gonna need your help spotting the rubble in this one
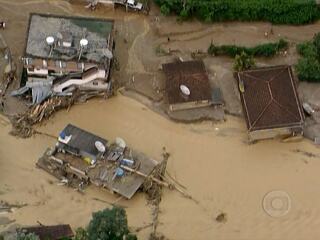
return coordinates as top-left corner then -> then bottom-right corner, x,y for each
36,124 -> 164,199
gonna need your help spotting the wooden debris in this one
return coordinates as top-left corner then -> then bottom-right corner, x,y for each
10,90 -> 108,138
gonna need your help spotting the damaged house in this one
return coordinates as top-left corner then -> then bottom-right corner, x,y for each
13,13 -> 114,104
37,124 -> 161,199
235,65 -> 305,141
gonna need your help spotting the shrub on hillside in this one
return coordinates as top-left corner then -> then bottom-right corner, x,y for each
208,39 -> 288,57
296,42 -> 317,57
160,4 -> 170,16
155,0 -> 320,25
296,33 -> 320,82
296,57 -> 320,82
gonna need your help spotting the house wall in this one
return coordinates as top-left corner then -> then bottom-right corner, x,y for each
24,58 -> 98,75
249,126 -> 303,141
169,100 -> 211,111
27,67 -> 48,76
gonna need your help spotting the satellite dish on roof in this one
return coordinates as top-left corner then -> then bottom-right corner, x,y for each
180,84 -> 190,96
115,137 -> 126,149
80,38 -> 89,48
46,36 -> 55,46
95,141 -> 106,153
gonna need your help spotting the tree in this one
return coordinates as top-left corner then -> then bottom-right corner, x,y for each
233,51 -> 255,72
160,5 -> 170,16
73,227 -> 88,240
87,207 -> 137,240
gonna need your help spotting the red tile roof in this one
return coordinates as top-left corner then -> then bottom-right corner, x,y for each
236,66 -> 304,131
162,60 -> 212,105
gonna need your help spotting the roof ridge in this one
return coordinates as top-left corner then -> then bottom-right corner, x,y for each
268,68 -> 286,83
242,72 -> 265,82
273,100 -> 301,122
249,99 -> 273,130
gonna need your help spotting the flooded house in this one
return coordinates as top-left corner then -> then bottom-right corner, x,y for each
13,13 -> 114,104
162,60 -> 223,112
235,65 -> 305,141
37,124 -> 161,199
18,224 -> 74,240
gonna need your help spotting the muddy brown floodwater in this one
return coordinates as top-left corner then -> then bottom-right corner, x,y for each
1,1 -> 320,240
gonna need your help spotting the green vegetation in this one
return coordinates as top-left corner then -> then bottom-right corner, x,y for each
208,39 -> 288,57
233,51 -> 255,72
296,33 -> 320,82
15,207 -> 136,240
155,0 -> 320,25
87,207 -> 137,240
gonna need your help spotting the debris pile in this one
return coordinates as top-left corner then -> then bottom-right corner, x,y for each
36,124 -> 163,199
10,90 -> 107,138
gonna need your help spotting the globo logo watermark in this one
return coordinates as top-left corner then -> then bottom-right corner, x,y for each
262,190 -> 291,218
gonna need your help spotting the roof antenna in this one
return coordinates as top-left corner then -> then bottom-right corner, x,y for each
78,38 -> 88,61
46,36 -> 55,57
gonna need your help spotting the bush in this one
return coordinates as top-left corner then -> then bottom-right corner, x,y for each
208,39 -> 288,57
296,41 -> 317,57
155,0 -> 320,25
296,57 -> 320,82
73,228 -> 88,240
295,33 -> 320,82
313,32 -> 320,57
233,51 -> 255,71
160,4 -> 170,16
87,207 -> 137,240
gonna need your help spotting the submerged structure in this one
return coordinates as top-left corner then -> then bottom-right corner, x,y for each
18,224 -> 74,240
37,124 -> 161,199
162,60 -> 223,111
13,13 -> 114,104
235,65 -> 305,141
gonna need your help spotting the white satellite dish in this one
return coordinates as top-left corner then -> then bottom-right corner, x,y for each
180,84 -> 190,96
115,137 -> 126,149
80,38 -> 89,48
46,36 -> 55,46
95,141 -> 106,153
